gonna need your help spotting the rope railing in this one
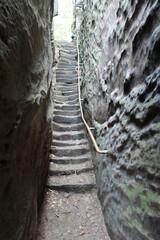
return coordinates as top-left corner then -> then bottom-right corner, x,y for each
76,33 -> 108,154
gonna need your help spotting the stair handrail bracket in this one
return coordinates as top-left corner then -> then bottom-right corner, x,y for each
76,32 -> 108,154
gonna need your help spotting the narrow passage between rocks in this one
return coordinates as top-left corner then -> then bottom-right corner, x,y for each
38,42 -> 110,240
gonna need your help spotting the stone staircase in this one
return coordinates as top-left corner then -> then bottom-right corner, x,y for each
38,42 -> 110,240
47,42 -> 96,193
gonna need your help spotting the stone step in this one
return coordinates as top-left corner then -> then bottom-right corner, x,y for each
59,56 -> 76,60
56,76 -> 78,80
59,63 -> 77,68
51,139 -> 87,147
49,161 -> 94,176
53,122 -> 84,132
60,47 -> 76,51
50,160 -> 92,170
66,98 -> 79,104
53,94 -> 79,102
61,47 -> 76,52
53,115 -> 82,124
47,183 -> 96,193
61,49 -> 76,54
60,46 -> 76,50
54,92 -> 78,99
54,82 -> 78,87
61,91 -> 78,96
50,147 -> 90,157
54,110 -> 80,116
58,64 -> 77,68
61,46 -> 76,49
53,132 -> 85,141
56,70 -> 77,75
59,58 -> 76,61
60,54 -> 76,58
56,78 -> 77,84
59,58 -> 76,62
49,167 -> 94,176
53,90 -> 78,97
54,85 -> 78,92
56,71 -> 78,78
60,44 -> 76,48
57,67 -> 77,71
51,143 -> 89,149
53,98 -> 79,105
57,66 -> 76,70
60,46 -> 75,50
60,50 -> 76,53
49,153 -> 91,164
60,43 -> 76,48
59,55 -> 76,61
47,172 -> 96,193
54,104 -> 80,111
60,51 -> 76,56
65,94 -> 79,101
56,76 -> 77,81
53,95 -> 69,102
59,60 -> 77,65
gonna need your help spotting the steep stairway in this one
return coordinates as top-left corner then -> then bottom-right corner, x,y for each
38,42 -> 110,240
48,42 -> 96,193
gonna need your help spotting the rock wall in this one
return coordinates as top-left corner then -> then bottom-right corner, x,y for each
0,1 -> 53,239
79,1 -> 160,240
73,0 -> 84,36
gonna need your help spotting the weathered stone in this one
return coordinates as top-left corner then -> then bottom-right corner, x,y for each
72,0 -> 84,38
79,1 -> 160,239
0,1 -> 53,239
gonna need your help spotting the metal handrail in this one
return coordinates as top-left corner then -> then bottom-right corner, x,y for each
76,33 -> 108,154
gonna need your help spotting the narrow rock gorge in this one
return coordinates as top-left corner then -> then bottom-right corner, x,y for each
79,1 -> 160,240
0,0 -> 160,239
0,1 -> 53,239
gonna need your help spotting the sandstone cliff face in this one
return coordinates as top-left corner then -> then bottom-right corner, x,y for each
73,0 -> 84,35
79,1 -> 160,240
0,1 -> 52,239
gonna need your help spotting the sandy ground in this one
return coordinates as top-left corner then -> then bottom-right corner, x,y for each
37,188 -> 111,240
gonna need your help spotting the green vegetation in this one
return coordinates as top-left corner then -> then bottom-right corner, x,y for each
54,0 -> 73,41
120,182 -> 160,239
130,219 -> 152,240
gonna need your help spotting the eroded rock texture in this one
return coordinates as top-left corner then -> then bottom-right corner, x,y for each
73,0 -> 84,34
0,1 -> 52,239
79,1 -> 160,240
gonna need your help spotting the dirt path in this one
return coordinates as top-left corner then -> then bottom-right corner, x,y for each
38,189 -> 110,240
